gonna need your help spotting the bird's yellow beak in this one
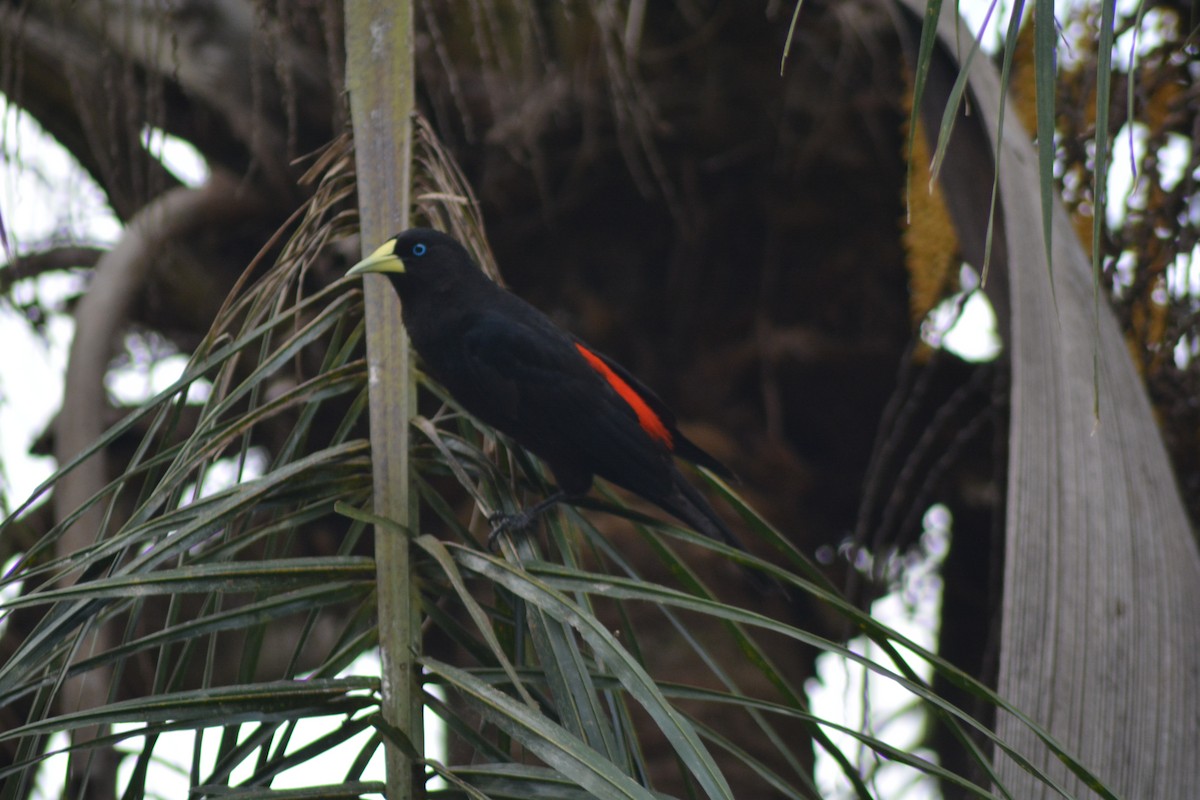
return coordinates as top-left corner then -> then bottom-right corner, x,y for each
346,239 -> 406,277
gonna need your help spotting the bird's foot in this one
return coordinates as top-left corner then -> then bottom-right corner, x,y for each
485,491 -> 569,550
486,510 -> 536,549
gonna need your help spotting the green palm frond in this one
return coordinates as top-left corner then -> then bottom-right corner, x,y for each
1,138 -> 1115,800
1,7 -> 1134,797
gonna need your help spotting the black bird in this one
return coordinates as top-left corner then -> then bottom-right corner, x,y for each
347,228 -> 748,553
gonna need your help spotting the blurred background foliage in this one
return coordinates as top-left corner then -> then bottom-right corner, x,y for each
0,0 -> 1197,797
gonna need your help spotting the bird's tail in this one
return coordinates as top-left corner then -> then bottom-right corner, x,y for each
659,473 -> 788,597
661,473 -> 749,551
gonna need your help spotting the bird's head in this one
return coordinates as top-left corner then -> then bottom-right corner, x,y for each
346,228 -> 478,297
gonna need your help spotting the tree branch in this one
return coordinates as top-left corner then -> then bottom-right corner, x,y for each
52,171 -> 261,796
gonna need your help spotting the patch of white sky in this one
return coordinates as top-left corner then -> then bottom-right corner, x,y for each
1100,5 -> 1200,369
1,102 -> 111,510
811,506 -> 951,799
0,98 -> 212,508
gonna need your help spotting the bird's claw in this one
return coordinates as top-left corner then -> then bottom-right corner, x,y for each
486,510 -> 534,550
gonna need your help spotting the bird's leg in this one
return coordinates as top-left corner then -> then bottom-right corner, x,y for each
487,491 -> 569,548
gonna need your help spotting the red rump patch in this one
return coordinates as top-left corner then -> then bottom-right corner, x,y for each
575,343 -> 674,449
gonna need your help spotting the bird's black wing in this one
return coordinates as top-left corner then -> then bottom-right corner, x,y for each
567,337 -> 735,480
453,309 -> 761,570
450,309 -> 677,497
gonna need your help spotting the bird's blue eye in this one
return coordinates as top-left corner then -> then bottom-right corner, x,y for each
412,243 -> 427,257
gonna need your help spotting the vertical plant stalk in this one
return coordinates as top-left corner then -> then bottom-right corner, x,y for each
344,2 -> 420,797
